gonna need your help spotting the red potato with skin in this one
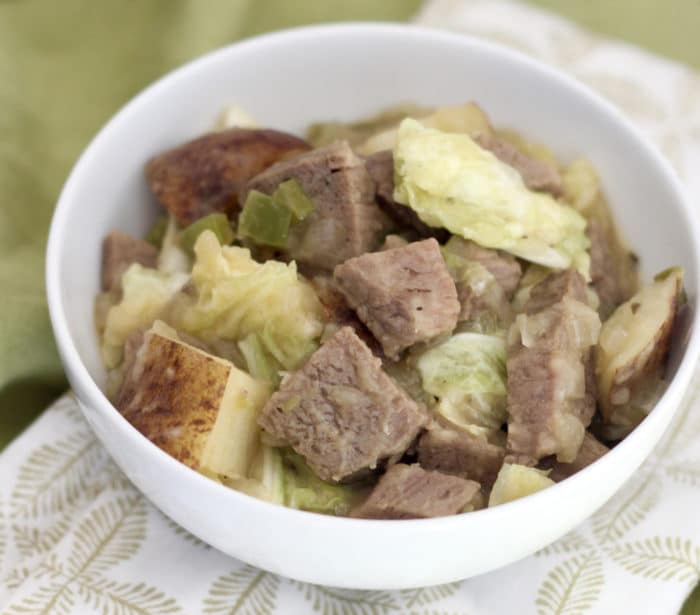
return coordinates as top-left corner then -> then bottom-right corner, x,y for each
146,128 -> 310,225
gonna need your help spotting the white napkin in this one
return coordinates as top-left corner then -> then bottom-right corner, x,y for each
3,1 -> 700,613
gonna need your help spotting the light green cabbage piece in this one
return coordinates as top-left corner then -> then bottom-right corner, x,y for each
281,450 -> 367,515
169,230 -> 324,373
393,119 -> 590,277
227,447 -> 366,515
101,264 -> 188,368
417,332 -> 507,438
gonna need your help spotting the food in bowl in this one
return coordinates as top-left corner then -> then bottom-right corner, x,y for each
94,102 -> 684,519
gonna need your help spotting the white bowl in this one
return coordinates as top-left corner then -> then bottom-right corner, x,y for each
46,24 -> 700,590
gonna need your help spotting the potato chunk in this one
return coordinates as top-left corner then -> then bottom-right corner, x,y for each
146,128 -> 310,225
596,268 -> 683,429
115,322 -> 270,476
488,463 -> 554,507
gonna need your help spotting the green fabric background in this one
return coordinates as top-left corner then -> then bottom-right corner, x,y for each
1,0 -> 698,443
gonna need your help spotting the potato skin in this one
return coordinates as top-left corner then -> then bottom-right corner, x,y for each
115,330 -> 230,469
146,128 -> 310,225
596,269 -> 682,426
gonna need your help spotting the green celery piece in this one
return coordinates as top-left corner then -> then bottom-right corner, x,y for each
145,215 -> 169,248
273,178 -> 314,221
179,213 -> 234,254
239,190 -> 292,248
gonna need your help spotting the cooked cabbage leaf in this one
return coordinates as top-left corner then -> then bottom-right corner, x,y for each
489,463 -> 554,507
101,264 -> 188,368
417,332 -> 507,438
167,230 -> 324,374
393,119 -> 590,277
281,450 -> 368,515
225,447 -> 366,515
358,102 -> 492,155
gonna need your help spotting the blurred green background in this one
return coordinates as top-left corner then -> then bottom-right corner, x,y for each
1,0 -> 699,448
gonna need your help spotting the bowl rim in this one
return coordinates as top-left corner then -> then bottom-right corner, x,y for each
46,22 -> 700,534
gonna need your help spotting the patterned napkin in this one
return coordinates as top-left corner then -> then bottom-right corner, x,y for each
4,1 -> 700,613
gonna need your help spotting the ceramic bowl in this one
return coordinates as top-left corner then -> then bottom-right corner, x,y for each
46,24 -> 700,589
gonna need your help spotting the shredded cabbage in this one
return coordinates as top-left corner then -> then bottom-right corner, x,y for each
167,230 -> 325,374
393,119 -> 590,277
417,332 -> 507,437
101,264 -> 188,368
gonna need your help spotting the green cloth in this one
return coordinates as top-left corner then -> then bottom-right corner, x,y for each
0,0 -> 422,447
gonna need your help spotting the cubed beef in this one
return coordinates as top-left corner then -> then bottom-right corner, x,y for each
547,431 -> 609,481
146,128 -> 310,225
513,297 -> 601,355
524,269 -> 588,314
334,238 -> 460,358
243,141 -> 389,270
475,133 -> 562,196
507,269 -> 601,462
446,237 -> 522,298
351,464 -> 480,519
417,424 -> 504,488
309,275 -> 382,356
364,150 -> 394,208
101,231 -> 158,292
588,219 -> 627,319
258,327 -> 426,482
364,150 -> 442,239
506,347 -> 593,462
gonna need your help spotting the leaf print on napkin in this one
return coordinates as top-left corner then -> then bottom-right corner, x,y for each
607,537 -> 700,583
399,583 -> 461,609
535,552 -> 603,615
293,582 -> 400,615
666,462 -> 700,487
161,513 -> 210,550
74,578 -> 181,614
63,494 -> 145,577
202,565 -> 279,615
536,531 -> 592,557
10,430 -> 105,519
4,494 -> 182,614
591,475 -> 660,544
50,394 -> 85,426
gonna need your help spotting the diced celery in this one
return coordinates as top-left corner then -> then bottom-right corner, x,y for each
179,213 -> 234,255
273,178 -> 314,221
239,190 -> 292,248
